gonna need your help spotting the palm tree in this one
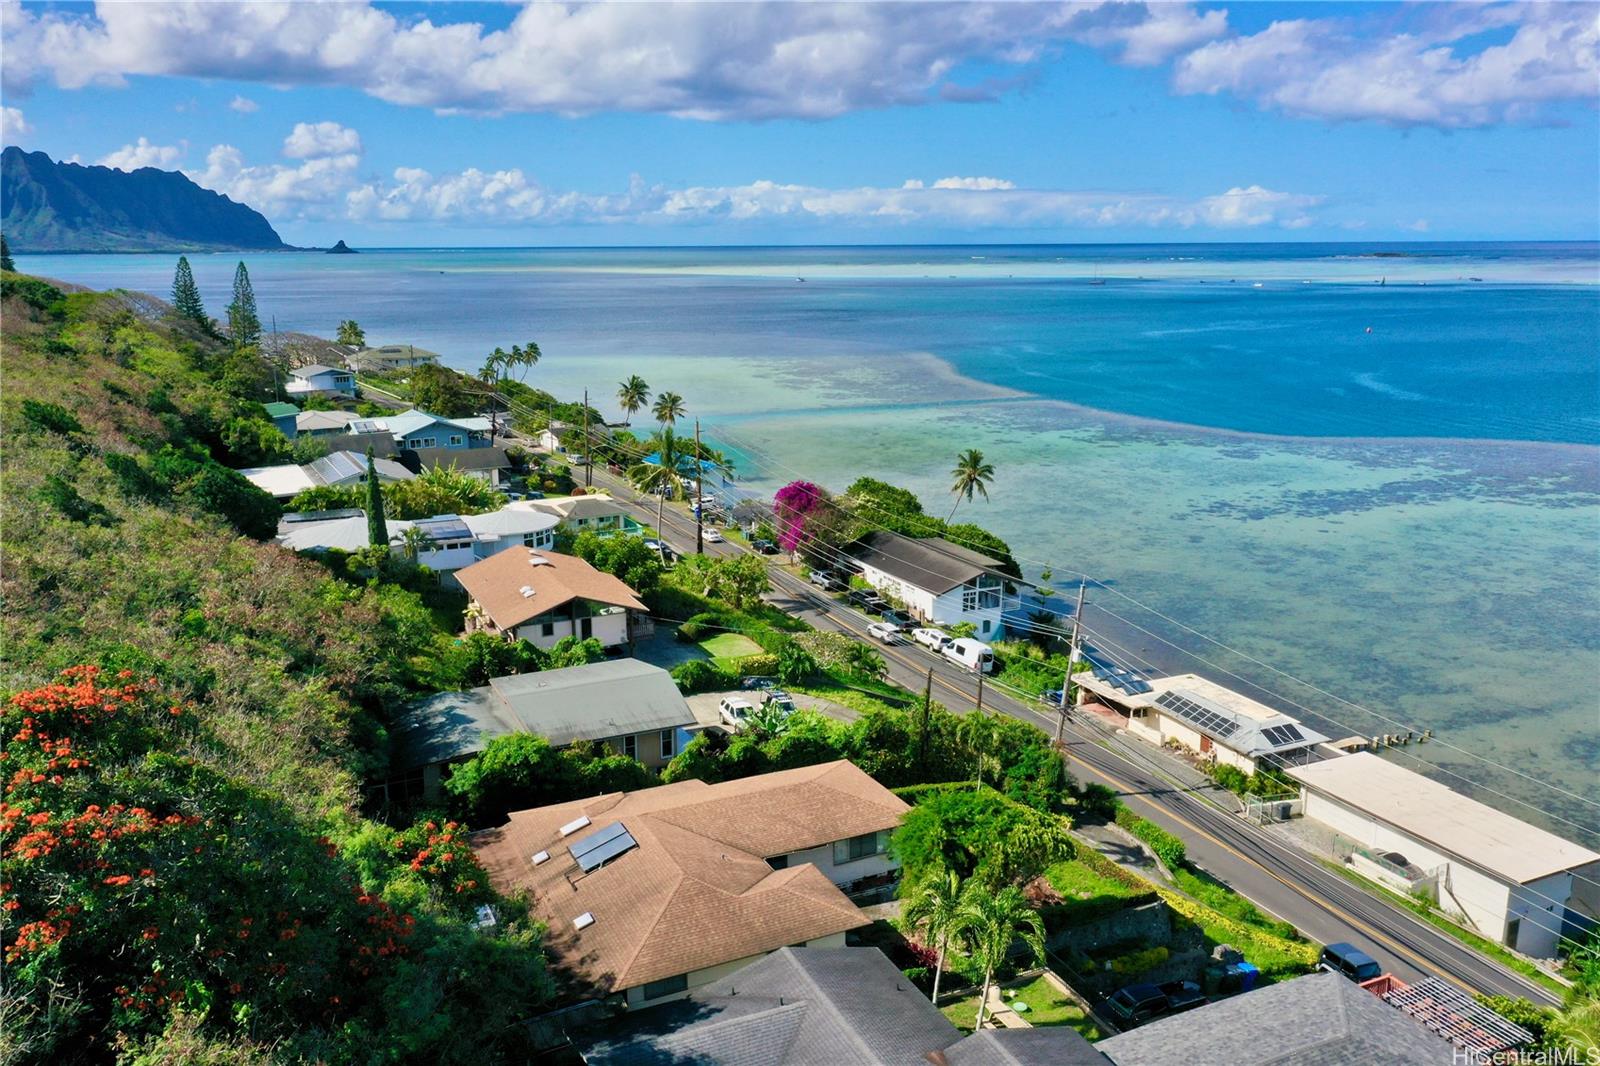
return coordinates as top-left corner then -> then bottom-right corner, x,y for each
902,869 -> 966,1004
947,448 -> 995,520
955,883 -> 1046,1030
1551,998 -> 1600,1056
397,525 -> 432,562
652,391 -> 686,426
617,376 -> 651,426
628,427 -> 695,554
698,445 -> 736,481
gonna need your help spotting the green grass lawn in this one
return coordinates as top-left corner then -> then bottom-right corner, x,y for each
1046,859 -> 1150,903
698,632 -> 762,660
1003,976 -> 1102,1040
938,977 -> 1101,1040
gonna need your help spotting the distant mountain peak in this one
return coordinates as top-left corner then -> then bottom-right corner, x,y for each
327,239 -> 357,254
1,146 -> 287,253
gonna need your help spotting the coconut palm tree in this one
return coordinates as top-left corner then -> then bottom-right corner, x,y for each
628,427 -> 695,555
397,525 -> 432,562
617,375 -> 651,426
902,869 -> 966,1004
1551,997 -> 1600,1056
948,448 -> 995,520
956,882 -> 1046,1030
652,391 -> 686,426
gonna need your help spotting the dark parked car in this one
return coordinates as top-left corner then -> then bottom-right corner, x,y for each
751,539 -> 779,555
879,609 -> 913,631
848,588 -> 890,612
1158,980 -> 1206,1014
1318,942 -> 1382,983
1103,983 -> 1169,1029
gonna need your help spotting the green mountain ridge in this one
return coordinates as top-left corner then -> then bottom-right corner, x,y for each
1,145 -> 288,253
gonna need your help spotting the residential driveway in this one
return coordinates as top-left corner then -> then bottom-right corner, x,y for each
1073,820 -> 1169,884
685,690 -> 862,728
630,630 -> 710,670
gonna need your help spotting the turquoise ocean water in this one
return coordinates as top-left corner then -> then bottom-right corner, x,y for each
21,242 -> 1600,843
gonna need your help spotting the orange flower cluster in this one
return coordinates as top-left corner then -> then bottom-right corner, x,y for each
5,918 -> 71,961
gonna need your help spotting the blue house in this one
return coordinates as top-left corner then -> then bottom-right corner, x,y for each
262,401 -> 299,438
350,408 -> 494,451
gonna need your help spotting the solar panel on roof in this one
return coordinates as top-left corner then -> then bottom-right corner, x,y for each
569,821 -> 638,874
1156,691 -> 1241,739
1261,723 -> 1306,747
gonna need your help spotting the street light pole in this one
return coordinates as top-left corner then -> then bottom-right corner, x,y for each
1056,579 -> 1087,744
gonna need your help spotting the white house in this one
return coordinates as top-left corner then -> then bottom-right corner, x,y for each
1076,671 -> 1329,775
240,449 -> 413,500
514,493 -> 637,536
1286,752 -> 1600,958
849,530 -> 1007,639
285,363 -> 356,397
471,761 -> 906,1009
347,344 -> 440,372
276,507 -> 558,584
455,548 -> 647,651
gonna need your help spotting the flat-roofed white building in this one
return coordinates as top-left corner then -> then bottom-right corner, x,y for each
1286,752 -> 1600,958
1075,670 -> 1328,775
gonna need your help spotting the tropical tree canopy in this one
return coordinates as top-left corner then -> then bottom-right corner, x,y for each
956,882 -> 1047,1029
337,320 -> 366,346
382,464 -> 505,519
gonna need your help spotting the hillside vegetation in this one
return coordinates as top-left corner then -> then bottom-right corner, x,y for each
0,274 -> 551,1063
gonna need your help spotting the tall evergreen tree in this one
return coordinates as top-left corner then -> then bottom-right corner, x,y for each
365,447 -> 389,548
1,234 -> 14,272
170,256 -> 207,328
226,261 -> 261,349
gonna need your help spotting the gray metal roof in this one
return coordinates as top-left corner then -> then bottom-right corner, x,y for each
409,445 -> 512,471
1097,972 -> 1458,1066
852,530 -> 1003,595
395,658 -> 694,768
945,1028 -> 1110,1066
579,947 -> 960,1066
305,450 -> 412,487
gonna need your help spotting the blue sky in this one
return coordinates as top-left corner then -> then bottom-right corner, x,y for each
3,1 -> 1596,245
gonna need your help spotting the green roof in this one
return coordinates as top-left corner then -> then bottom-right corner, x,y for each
262,402 -> 300,418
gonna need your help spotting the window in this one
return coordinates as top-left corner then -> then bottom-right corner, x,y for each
833,831 -> 887,865
406,436 -> 437,450
640,974 -> 688,1001
580,618 -> 593,639
660,729 -> 676,759
541,622 -> 555,637
768,854 -> 788,870
448,434 -> 464,446
622,734 -> 637,759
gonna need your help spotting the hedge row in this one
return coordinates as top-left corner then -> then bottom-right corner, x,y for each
1115,804 -> 1187,870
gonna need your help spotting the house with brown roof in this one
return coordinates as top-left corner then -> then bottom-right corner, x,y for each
456,548 -> 648,651
472,761 -> 910,1009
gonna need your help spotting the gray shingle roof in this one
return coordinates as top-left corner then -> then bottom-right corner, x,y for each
579,947 -> 960,1065
944,1028 -> 1111,1066
852,530 -> 1003,595
1096,972 -> 1458,1066
395,658 -> 694,767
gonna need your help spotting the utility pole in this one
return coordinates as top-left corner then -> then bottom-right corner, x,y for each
1057,579 -> 1087,743
694,419 -> 705,555
918,667 -> 933,775
581,388 -> 592,488
975,668 -> 984,714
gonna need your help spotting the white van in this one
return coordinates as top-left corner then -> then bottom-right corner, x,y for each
942,637 -> 995,674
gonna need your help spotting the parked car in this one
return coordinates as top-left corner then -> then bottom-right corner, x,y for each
879,609 -> 913,631
1039,689 -> 1066,708
911,627 -> 952,652
643,539 -> 679,562
523,490 -> 546,500
1103,983 -> 1170,1029
751,539 -> 779,555
848,588 -> 889,612
808,568 -> 837,589
702,528 -> 724,543
1158,980 -> 1206,1014
867,621 -> 900,644
1318,942 -> 1382,983
718,696 -> 756,729
740,676 -> 776,692
942,637 -> 995,673
763,691 -> 796,714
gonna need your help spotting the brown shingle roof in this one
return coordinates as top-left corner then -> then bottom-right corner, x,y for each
456,548 -> 648,631
472,762 -> 906,994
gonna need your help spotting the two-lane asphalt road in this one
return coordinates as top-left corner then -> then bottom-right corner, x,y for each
575,461 -> 1561,1006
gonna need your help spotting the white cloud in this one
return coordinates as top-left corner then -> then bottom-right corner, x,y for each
1403,218 -> 1431,233
96,137 -> 184,171
229,95 -> 259,113
1,106 -> 31,139
1,1 -> 1226,121
282,121 -> 361,159
1173,3 -> 1600,127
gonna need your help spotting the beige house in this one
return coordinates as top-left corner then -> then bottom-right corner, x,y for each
348,343 -> 441,372
472,761 -> 909,1008
456,547 -> 647,651
515,494 -> 634,536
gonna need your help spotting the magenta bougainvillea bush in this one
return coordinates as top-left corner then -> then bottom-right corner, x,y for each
773,480 -> 829,553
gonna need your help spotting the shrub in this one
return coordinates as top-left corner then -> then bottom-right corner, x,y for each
1108,945 -> 1170,975
1115,805 -> 1187,869
671,659 -> 735,694
732,652 -> 780,677
1210,764 -> 1250,795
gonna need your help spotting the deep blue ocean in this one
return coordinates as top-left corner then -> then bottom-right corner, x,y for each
20,242 -> 1600,841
